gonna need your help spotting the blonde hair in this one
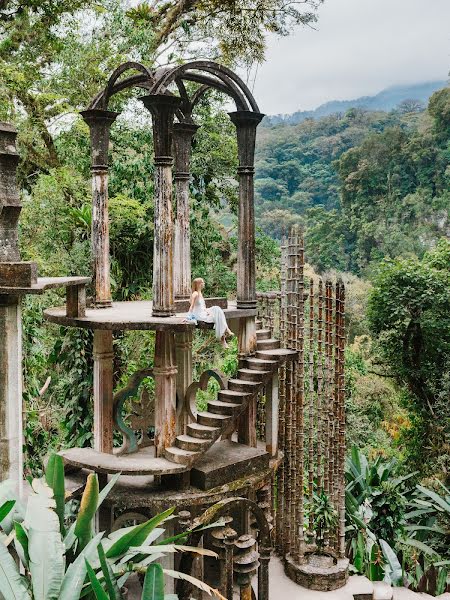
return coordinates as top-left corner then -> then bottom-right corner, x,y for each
192,278 -> 204,292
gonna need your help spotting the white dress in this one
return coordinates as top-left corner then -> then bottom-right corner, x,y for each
192,295 -> 228,340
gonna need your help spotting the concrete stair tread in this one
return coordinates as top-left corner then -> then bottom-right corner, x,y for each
187,422 -> 218,435
238,367 -> 269,375
246,358 -> 278,367
256,328 -> 271,339
219,389 -> 251,398
209,399 -> 241,409
256,348 -> 297,358
228,378 -> 260,387
175,434 -> 210,448
197,411 -> 230,421
257,338 -> 280,345
164,445 -> 199,465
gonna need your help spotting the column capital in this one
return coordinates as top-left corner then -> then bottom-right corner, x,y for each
80,109 -> 119,169
140,94 -> 182,158
228,110 -> 265,128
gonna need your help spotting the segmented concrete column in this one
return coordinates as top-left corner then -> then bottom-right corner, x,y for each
93,330 -> 114,454
0,296 -> 23,489
0,123 -> 23,489
141,95 -> 182,317
81,109 -> 118,307
173,122 -> 199,300
175,330 -> 193,435
228,111 -> 264,310
154,331 -> 178,457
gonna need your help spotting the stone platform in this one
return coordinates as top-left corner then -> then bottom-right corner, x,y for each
44,299 -> 256,331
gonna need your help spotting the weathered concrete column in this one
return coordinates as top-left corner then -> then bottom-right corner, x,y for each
0,123 -> 24,490
228,111 -> 264,310
173,122 -> 199,300
174,330 -> 193,435
81,109 -> 118,307
141,95 -> 182,317
0,296 -> 23,489
265,372 -> 279,457
93,330 -> 114,453
154,330 -> 178,456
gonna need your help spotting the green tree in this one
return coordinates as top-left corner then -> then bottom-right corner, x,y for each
367,239 -> 450,479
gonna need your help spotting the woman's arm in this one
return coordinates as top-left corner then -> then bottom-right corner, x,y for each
188,291 -> 198,314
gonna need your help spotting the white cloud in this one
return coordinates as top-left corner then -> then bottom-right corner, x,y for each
250,0 -> 450,114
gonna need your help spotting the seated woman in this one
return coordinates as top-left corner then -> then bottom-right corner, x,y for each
187,278 -> 234,348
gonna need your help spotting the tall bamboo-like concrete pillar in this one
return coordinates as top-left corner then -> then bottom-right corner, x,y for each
173,122 -> 199,301
141,94 -> 181,317
0,123 -> 23,489
81,109 -> 118,307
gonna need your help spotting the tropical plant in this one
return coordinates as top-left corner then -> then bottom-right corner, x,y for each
0,454 -> 225,600
310,492 -> 338,553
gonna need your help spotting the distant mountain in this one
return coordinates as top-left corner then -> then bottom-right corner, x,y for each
263,80 -> 448,126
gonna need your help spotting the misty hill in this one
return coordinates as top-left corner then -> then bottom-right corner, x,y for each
264,80 -> 447,126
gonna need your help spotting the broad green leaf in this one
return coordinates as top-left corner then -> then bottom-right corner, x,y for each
399,538 -> 441,557
85,559 -> 109,600
45,454 -> 66,535
97,473 -> 121,510
142,563 -> 165,600
0,539 -> 30,600
13,522 -> 29,568
436,567 -> 448,596
97,543 -> 123,600
26,479 -> 65,600
0,500 -> 16,525
106,507 -> 175,558
60,532 -> 104,600
417,485 -> 450,513
380,539 -> 402,585
353,531 -> 365,573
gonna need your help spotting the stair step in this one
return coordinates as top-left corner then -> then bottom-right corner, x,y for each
228,378 -> 260,393
187,422 -> 219,439
175,434 -> 211,452
208,399 -> 241,416
218,389 -> 250,403
257,338 -> 280,350
164,446 -> 198,465
246,357 -> 278,371
197,411 -> 231,428
256,320 -> 263,329
256,329 -> 271,340
256,348 -> 297,361
238,368 -> 269,382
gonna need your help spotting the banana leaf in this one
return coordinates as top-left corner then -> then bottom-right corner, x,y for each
26,479 -> 65,600
13,522 -> 29,569
399,538 -> 441,557
0,538 -> 30,600
45,454 -> 66,536
106,507 -> 174,559
416,485 -> 450,513
436,567 -> 448,596
142,563 -> 165,600
380,539 -> 402,585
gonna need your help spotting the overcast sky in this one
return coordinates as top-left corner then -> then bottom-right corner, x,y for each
250,0 -> 450,115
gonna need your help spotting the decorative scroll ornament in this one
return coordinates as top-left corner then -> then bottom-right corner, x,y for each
183,369 -> 227,422
113,368 -> 154,455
